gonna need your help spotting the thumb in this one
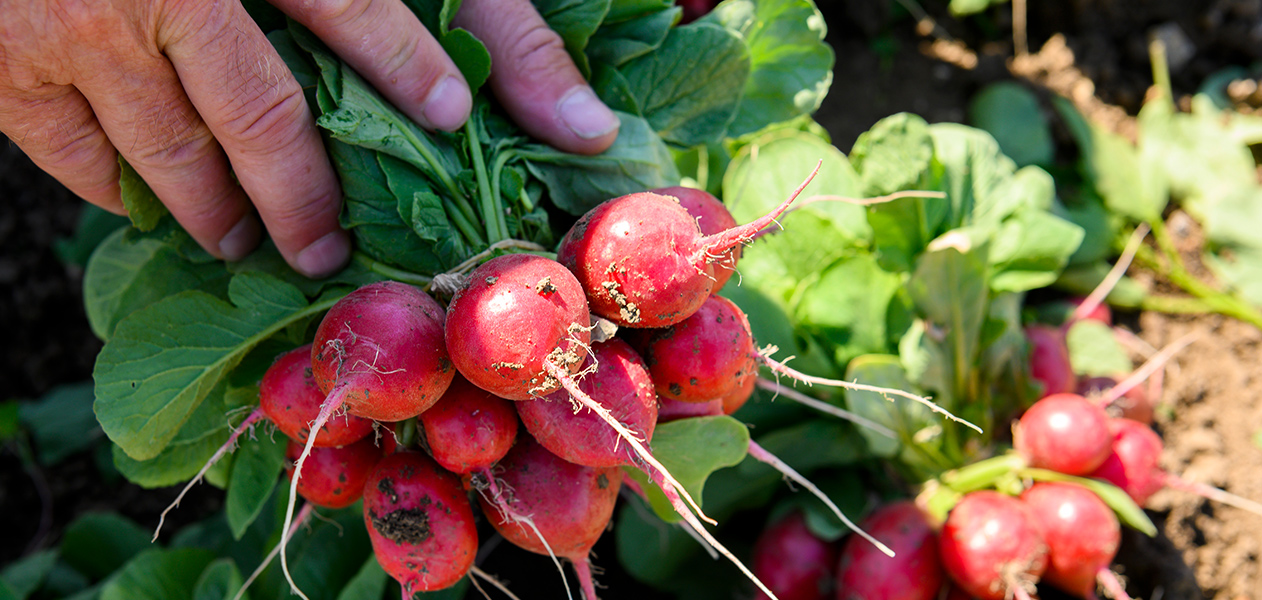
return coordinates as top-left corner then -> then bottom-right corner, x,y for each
453,0 -> 620,155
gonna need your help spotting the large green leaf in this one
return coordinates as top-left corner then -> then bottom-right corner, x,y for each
118,159 -> 169,232
794,254 -> 904,366
59,513 -> 151,581
584,6 -> 679,67
1054,97 -> 1167,222
100,549 -> 216,600
18,381 -> 101,465
334,558 -> 388,600
843,354 -> 934,458
521,112 -> 679,214
54,205 -> 130,267
625,415 -> 750,522
226,433 -> 285,540
926,123 -> 1020,231
1066,320 -> 1132,377
95,273 -> 341,461
904,239 -> 990,408
987,209 -> 1084,293
533,0 -> 611,77
848,113 -> 934,198
616,23 -> 750,146
192,560 -> 244,600
0,550 -> 57,600
968,82 -> 1054,167
703,0 -> 834,138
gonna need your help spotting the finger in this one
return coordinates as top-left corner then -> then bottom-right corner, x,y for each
454,0 -> 619,155
160,0 -> 347,277
273,0 -> 473,132
0,85 -> 124,214
72,44 -> 263,263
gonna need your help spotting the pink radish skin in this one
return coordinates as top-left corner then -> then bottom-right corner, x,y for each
657,395 -> 722,423
644,295 -> 757,404
478,435 -> 622,600
261,344 -> 374,447
722,373 -> 756,415
1020,482 -> 1127,599
445,254 -> 592,400
836,501 -> 943,600
557,164 -> 818,328
311,281 -> 453,421
1026,325 -> 1077,397
751,512 -> 836,600
284,437 -> 380,509
1013,393 -> 1112,476
1089,418 -> 1166,505
653,186 -> 740,291
1065,296 -> 1113,326
363,451 -> 477,594
938,491 -> 1048,600
418,375 -> 518,474
517,338 -> 657,468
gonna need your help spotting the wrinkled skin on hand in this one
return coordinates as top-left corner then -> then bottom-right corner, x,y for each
0,0 -> 618,277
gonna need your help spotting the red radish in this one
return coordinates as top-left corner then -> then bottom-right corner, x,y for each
658,395 -> 722,423
445,254 -> 591,400
722,373 -> 756,414
938,491 -> 1047,600
677,0 -> 718,23
1020,482 -> 1129,600
557,163 -> 819,328
478,435 -> 622,600
1065,296 -> 1113,325
751,511 -> 836,600
1013,393 -> 1112,476
284,437 -> 379,509
836,501 -> 943,600
286,282 -> 453,598
418,375 -> 518,474
517,338 -> 657,467
644,295 -> 757,404
362,451 -> 477,595
260,344 -> 374,447
1026,325 -> 1077,397
652,185 -> 740,291
1088,418 -> 1165,505
1079,375 -> 1153,424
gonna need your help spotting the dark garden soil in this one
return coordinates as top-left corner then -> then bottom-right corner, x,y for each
3,1 -> 1262,598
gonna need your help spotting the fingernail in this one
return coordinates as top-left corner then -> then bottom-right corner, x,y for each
421,76 -> 472,131
557,86 -> 620,140
218,215 -> 260,261
295,231 -> 351,278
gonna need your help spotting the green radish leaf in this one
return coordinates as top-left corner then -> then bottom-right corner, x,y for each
1053,97 -> 1166,222
118,158 -> 169,232
18,381 -> 102,465
54,205 -> 131,267
905,239 -> 990,408
1058,189 -> 1118,266
1066,319 -> 1132,377
110,383 -> 247,488
987,209 -> 1084,293
616,22 -> 750,147
624,415 -> 750,522
334,558 -> 388,600
440,28 -> 491,94
532,0 -> 611,78
926,123 -> 1020,232
1021,468 -> 1158,536
843,354 -> 934,458
968,82 -> 1054,167
591,63 -> 642,114
281,508 -> 373,600
849,112 -> 934,198
0,550 -> 57,600
604,0 -> 672,22
784,470 -> 870,541
794,254 -> 903,366
740,420 -> 868,474
226,240 -> 381,300
59,513 -> 151,581
100,549 -> 216,600
584,6 -> 679,67
191,559 -> 243,600
83,228 -> 231,341
1202,187 -> 1262,306
225,433 -> 285,540
0,401 -> 18,442
521,112 -> 678,215
703,0 -> 834,138
94,273 -> 343,461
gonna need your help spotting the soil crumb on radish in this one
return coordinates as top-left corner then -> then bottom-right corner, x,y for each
370,507 -> 432,544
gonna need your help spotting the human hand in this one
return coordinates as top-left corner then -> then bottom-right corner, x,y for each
0,0 -> 620,277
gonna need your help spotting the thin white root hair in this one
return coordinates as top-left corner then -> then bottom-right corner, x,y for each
153,407 -> 265,542
231,502 -> 314,600
1102,332 -> 1197,405
798,190 -> 946,207
1165,472 -> 1262,517
543,360 -> 714,525
746,440 -> 894,557
755,378 -> 897,439
468,566 -> 523,600
756,352 -> 982,434
677,519 -> 720,560
1072,224 -> 1149,324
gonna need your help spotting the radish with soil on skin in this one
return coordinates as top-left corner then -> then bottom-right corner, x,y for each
938,491 -> 1048,600
284,281 -> 454,599
643,295 -> 757,404
651,185 -> 741,291
836,500 -> 943,600
1090,418 -> 1262,516
478,434 -> 622,600
444,253 -> 592,401
284,436 -> 380,509
260,344 -> 375,447
1020,482 -> 1131,600
750,511 -> 837,600
362,450 -> 477,595
1012,393 -> 1113,476
556,163 -> 820,329
1026,324 -> 1077,397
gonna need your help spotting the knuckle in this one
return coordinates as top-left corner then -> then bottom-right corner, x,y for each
128,109 -> 218,171
220,83 -> 312,155
268,185 -> 340,233
502,21 -> 570,82
294,0 -> 371,26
